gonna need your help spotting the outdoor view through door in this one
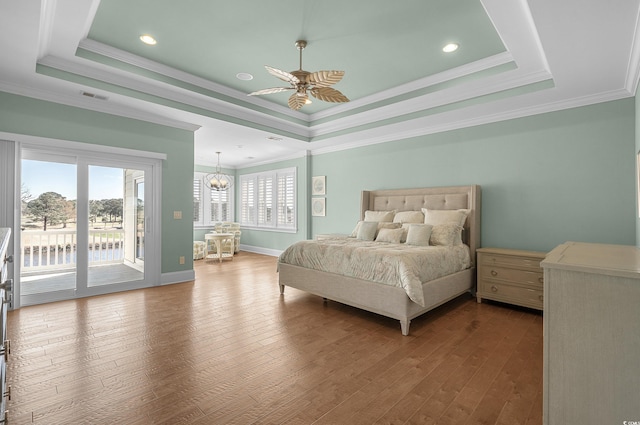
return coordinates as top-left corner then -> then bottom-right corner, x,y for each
20,155 -> 148,305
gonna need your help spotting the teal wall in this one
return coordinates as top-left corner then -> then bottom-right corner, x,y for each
308,99 -> 635,253
0,92 -> 195,274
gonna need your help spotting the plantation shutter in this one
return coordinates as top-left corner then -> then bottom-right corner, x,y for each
277,171 -> 295,228
257,175 -> 274,226
240,177 -> 255,225
193,178 -> 202,223
210,188 -> 230,222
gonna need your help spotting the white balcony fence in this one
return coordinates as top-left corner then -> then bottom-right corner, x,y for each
22,229 -> 125,272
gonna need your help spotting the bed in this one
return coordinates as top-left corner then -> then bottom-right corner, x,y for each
278,185 -> 481,335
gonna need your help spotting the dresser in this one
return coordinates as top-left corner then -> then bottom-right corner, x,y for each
476,247 -> 546,310
0,228 -> 11,423
541,242 -> 640,425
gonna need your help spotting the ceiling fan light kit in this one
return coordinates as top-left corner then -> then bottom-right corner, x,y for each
249,40 -> 349,110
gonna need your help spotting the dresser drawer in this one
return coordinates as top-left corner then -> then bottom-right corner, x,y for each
479,266 -> 543,288
478,280 -> 544,309
479,252 -> 542,271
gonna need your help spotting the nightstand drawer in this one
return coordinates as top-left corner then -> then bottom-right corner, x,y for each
479,253 -> 542,271
480,267 -> 543,287
478,280 -> 544,309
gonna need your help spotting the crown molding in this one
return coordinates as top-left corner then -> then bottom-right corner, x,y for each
308,68 -> 553,137
76,39 -> 522,131
78,38 -> 306,121
308,51 -> 514,121
624,7 -> 640,94
38,54 -> 312,138
0,80 -> 201,132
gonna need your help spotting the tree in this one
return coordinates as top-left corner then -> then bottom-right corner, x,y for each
89,199 -> 103,226
101,198 -> 123,224
25,192 -> 69,231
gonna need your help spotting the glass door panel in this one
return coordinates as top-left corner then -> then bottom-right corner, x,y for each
87,166 -> 144,287
20,158 -> 77,302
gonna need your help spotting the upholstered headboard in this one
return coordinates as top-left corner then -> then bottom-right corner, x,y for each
360,185 -> 481,266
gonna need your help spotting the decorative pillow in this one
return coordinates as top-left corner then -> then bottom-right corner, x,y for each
356,221 -> 378,241
422,208 -> 470,227
350,220 -> 363,237
363,210 -> 396,222
393,210 -> 425,224
405,224 -> 433,246
350,221 -> 401,237
429,223 -> 463,246
375,227 -> 404,244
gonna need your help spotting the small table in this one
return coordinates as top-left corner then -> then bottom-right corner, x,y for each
205,232 -> 234,263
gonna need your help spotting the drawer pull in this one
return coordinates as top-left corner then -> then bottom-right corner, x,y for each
538,277 -> 543,284
490,270 -> 498,277
491,285 -> 498,293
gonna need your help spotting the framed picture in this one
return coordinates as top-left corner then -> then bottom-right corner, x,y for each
311,198 -> 326,216
312,175 -> 326,195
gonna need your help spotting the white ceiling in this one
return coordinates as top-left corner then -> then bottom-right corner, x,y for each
1,0 -> 639,169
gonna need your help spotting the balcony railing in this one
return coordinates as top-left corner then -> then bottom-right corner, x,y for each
22,229 -> 125,272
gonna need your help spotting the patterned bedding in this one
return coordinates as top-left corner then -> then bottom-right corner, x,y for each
278,238 -> 471,307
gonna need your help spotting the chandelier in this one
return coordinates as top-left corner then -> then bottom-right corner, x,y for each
204,152 -> 233,191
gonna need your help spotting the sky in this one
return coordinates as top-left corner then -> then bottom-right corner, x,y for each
22,160 -> 125,201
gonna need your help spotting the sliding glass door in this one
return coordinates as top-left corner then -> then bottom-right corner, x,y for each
20,156 -> 78,300
20,149 -> 159,306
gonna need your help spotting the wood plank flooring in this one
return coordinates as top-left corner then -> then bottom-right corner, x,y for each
7,252 -> 543,424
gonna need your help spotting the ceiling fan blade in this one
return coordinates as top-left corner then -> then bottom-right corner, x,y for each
310,87 -> 349,103
288,93 -> 307,110
309,70 -> 345,87
248,87 -> 294,96
265,66 -> 300,85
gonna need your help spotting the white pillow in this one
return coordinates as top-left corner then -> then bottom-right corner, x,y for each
422,208 -> 470,227
356,221 -> 378,241
375,227 -> 404,244
364,210 -> 396,222
429,223 -> 463,246
350,221 -> 401,238
405,224 -> 433,246
393,210 -> 425,224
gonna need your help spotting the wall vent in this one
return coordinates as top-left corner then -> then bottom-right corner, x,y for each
81,91 -> 108,101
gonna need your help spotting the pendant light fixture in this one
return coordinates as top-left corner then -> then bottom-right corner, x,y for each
204,152 -> 233,191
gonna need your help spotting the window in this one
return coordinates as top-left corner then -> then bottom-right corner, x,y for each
240,167 -> 296,230
193,172 -> 234,227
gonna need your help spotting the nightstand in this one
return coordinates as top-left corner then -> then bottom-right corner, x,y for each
476,247 -> 546,310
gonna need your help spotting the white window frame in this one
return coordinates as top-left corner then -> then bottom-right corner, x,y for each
193,172 -> 234,227
240,167 -> 296,232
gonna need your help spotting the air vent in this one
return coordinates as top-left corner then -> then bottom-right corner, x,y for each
80,91 -> 108,101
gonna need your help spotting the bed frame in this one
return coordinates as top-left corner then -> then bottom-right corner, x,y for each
278,185 -> 481,335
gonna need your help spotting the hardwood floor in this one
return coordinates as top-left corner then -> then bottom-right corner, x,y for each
7,252 -> 543,424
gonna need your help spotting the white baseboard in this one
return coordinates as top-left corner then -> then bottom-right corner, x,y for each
238,244 -> 282,257
160,269 -> 195,285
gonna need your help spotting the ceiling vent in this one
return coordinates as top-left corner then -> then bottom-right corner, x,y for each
81,91 -> 108,101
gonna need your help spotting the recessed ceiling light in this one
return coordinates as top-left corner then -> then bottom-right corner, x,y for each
236,72 -> 253,81
442,43 -> 459,53
140,34 -> 157,45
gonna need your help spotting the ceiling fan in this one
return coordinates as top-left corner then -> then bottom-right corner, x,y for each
248,40 -> 349,110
